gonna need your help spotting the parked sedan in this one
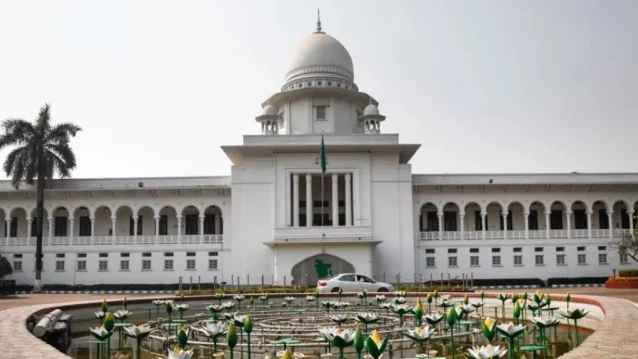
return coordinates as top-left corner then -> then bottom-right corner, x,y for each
317,273 -> 394,293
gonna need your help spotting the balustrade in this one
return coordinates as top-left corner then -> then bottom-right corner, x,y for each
0,234 -> 224,247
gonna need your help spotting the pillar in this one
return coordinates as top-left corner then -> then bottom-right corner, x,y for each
27,217 -> 32,238
199,215 -> 205,239
545,212 -> 551,239
214,214 -> 221,235
177,216 -> 182,239
345,173 -> 352,226
293,174 -> 300,227
332,174 -> 338,226
90,216 -> 95,238
524,211 -> 529,239
459,212 -> 465,239
566,211 -> 572,239
502,212 -> 508,240
111,216 -> 116,237
306,174 -> 313,227
4,219 -> 8,239
155,216 -> 160,238
133,216 -> 138,238
608,211 -> 614,239
630,210 -> 635,239
587,211 -> 593,239
437,212 -> 443,240
48,217 -> 53,239
69,219 -> 74,238
481,212 -> 487,240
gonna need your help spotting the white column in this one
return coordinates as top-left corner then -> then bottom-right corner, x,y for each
4,219 -> 8,238
345,173 -> 352,226
502,212 -> 508,240
90,216 -> 95,238
524,211 -> 529,239
155,216 -> 160,238
27,217 -> 32,238
111,216 -> 116,237
69,219 -> 74,238
133,216 -> 138,238
545,212 -> 551,239
608,211 -> 614,239
459,212 -> 465,239
48,217 -> 53,239
630,210 -> 635,239
332,174 -> 338,227
214,215 -> 221,234
177,216 -> 183,239
293,174 -> 300,227
437,212 -> 443,240
306,174 -> 313,227
587,211 -> 593,239
481,212 -> 487,240
199,215 -> 205,239
566,211 -> 572,239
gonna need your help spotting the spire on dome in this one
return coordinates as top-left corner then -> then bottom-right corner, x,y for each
316,9 -> 322,33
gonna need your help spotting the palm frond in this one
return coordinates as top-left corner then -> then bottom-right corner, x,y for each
0,119 -> 34,148
45,123 -> 81,143
45,143 -> 77,170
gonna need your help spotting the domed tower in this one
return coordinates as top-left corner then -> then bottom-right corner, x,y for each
257,18 -> 381,136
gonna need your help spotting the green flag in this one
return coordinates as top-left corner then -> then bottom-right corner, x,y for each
319,135 -> 327,174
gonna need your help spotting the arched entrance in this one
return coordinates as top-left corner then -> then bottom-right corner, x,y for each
291,254 -> 355,286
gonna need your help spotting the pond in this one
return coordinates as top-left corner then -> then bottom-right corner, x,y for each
62,294 -> 592,359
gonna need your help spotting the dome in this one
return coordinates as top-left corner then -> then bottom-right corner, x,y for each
262,104 -> 278,116
363,103 -> 379,116
284,31 -> 356,90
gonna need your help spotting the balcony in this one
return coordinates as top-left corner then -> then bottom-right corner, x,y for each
268,226 -> 377,246
0,234 -> 223,247
419,228 -> 628,241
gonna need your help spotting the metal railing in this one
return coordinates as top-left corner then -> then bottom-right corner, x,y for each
0,234 -> 224,247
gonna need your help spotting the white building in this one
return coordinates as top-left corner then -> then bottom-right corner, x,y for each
2,23 -> 637,288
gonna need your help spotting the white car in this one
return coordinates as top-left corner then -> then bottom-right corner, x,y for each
316,273 -> 394,294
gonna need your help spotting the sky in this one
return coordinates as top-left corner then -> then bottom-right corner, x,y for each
0,0 -> 637,179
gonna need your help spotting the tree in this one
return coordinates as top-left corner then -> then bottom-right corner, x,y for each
0,104 -> 81,290
0,255 -> 12,279
618,212 -> 638,263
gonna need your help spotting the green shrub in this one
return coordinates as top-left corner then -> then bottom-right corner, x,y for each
618,270 -> 638,278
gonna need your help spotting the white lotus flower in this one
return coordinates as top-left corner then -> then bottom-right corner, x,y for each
404,325 -> 435,341
199,321 -> 226,337
318,327 -> 355,344
532,316 -> 560,328
467,344 -> 507,359
113,309 -> 131,320
495,322 -> 525,338
89,326 -> 112,341
174,304 -> 189,312
124,324 -> 152,338
306,295 -> 316,302
329,314 -> 349,324
168,347 -> 194,359
375,295 -> 387,302
94,311 -> 106,320
233,295 -> 245,301
356,312 -> 379,323
221,301 -> 236,309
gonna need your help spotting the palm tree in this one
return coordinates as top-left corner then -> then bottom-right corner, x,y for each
0,104 -> 81,290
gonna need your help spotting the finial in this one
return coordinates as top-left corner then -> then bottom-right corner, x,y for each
316,9 -> 322,32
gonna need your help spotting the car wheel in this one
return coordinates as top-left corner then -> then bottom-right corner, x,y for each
377,287 -> 389,293
331,287 -> 341,293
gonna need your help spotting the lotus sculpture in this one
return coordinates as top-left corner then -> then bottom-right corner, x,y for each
480,318 -> 497,343
198,321 -> 226,353
404,325 -> 435,355
560,308 -> 588,345
495,322 -> 525,359
365,330 -> 388,359
466,344 -> 508,359
355,312 -> 379,333
319,327 -> 354,359
124,323 -> 153,359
